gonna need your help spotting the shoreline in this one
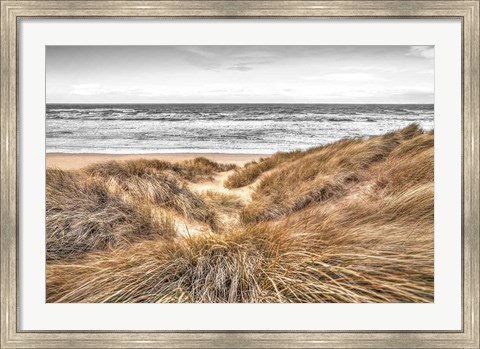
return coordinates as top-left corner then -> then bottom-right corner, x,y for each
46,152 -> 270,170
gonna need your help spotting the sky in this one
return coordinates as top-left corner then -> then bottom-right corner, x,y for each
46,45 -> 434,104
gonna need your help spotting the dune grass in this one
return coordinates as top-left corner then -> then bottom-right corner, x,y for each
85,156 -> 236,183
46,169 -> 176,260
46,125 -> 434,303
45,157 -> 234,260
240,124 -> 425,224
224,151 -> 305,189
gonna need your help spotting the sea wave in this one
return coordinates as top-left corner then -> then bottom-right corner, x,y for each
46,104 -> 434,154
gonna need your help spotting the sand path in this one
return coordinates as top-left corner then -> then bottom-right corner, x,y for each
47,153 -> 267,238
173,170 -> 256,237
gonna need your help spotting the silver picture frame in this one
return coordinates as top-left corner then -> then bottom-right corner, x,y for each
1,1 -> 478,348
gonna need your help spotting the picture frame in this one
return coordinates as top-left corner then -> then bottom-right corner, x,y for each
1,1 -> 478,348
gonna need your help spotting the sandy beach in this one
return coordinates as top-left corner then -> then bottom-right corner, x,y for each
46,153 -> 269,170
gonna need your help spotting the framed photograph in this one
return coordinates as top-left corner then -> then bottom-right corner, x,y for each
1,1 -> 478,348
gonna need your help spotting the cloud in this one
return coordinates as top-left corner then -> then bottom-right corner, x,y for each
49,46 -> 434,103
226,59 -> 275,72
227,63 -> 253,71
339,66 -> 399,73
70,84 -> 109,95
407,46 -> 434,59
304,73 -> 385,82
175,47 -> 222,71
70,84 -> 142,96
175,47 -> 276,72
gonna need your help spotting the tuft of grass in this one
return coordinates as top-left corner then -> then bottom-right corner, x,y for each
46,231 -> 266,303
240,171 -> 360,224
103,172 -> 217,228
224,151 -> 304,189
85,157 -> 236,183
202,190 -> 245,213
201,190 -> 246,230
373,133 -> 434,194
46,168 -> 177,260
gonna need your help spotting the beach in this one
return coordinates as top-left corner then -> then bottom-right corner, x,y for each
46,152 -> 267,170
46,125 -> 435,303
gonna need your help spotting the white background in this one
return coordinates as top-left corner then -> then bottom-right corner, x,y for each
18,18 -> 462,331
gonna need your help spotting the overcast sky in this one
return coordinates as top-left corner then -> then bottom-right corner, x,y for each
46,45 -> 434,104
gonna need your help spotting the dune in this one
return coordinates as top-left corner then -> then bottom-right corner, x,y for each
46,124 -> 434,303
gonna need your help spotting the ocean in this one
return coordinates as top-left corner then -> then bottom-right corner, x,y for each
46,104 -> 434,154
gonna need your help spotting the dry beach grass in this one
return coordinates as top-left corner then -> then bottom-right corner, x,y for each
46,125 -> 434,303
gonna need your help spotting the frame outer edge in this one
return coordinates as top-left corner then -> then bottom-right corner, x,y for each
464,1 -> 480,348
0,1 -> 477,17
1,1 -> 18,349
1,1 -> 479,348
